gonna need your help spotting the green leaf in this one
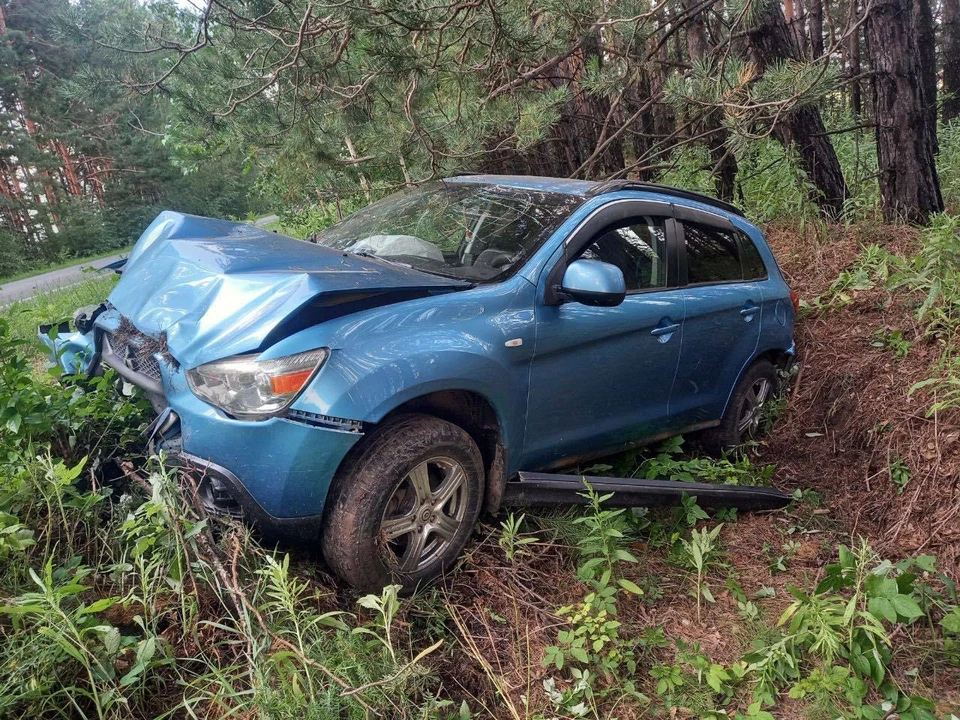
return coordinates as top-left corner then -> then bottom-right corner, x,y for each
890,594 -> 923,621
103,627 -> 121,656
868,597 -> 898,624
81,597 -> 117,615
617,578 -> 644,595
941,608 -> 960,634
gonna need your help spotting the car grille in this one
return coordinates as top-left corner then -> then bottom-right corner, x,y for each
105,321 -> 164,383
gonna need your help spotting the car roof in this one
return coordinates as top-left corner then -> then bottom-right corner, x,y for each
443,173 -> 599,196
443,173 -> 744,218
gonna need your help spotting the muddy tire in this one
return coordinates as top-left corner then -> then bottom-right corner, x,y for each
699,359 -> 779,456
321,414 -> 484,592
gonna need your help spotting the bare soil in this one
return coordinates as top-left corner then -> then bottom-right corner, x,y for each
761,222 -> 960,574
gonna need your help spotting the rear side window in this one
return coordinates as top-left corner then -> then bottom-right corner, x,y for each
577,216 -> 669,292
740,232 -> 768,280
683,222 -> 741,284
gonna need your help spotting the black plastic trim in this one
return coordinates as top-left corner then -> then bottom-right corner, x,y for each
503,473 -> 791,511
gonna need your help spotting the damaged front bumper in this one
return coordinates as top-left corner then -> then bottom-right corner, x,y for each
42,306 -> 363,541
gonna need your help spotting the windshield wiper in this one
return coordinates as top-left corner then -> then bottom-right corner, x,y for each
348,250 -> 414,269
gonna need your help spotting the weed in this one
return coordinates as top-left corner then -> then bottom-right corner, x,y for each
889,213 -> 960,334
888,457 -> 912,494
910,354 -> 960,415
498,512 -> 538,562
354,584 -> 402,664
639,436 -> 777,487
870,328 -> 911,358
679,524 -> 724,621
543,482 -> 644,705
650,662 -> 684,696
676,492 -> 710,527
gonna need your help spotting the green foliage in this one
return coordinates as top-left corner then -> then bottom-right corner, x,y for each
269,198 -> 364,240
498,512 -> 539,562
888,457 -> 912,494
543,482 -> 643,702
938,120 -> 960,210
0,316 -> 150,463
0,0 -> 260,277
678,524 -> 724,620
741,542 -> 945,715
870,328 -> 911,358
592,435 -> 776,489
641,436 -> 777,486
889,213 -> 960,333
354,584 -> 402,664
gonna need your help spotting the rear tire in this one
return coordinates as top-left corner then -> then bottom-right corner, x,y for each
699,359 -> 779,456
321,414 -> 484,592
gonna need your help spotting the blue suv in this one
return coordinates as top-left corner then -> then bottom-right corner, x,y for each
46,175 -> 796,590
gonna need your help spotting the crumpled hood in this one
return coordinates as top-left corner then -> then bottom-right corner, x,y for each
109,211 -> 469,368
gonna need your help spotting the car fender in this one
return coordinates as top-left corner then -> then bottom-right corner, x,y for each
261,279 -> 537,462
293,343 -> 526,455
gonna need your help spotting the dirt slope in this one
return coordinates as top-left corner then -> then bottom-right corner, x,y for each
760,223 -> 960,575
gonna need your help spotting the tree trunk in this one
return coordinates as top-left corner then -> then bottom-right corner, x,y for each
913,0 -> 938,153
943,0 -> 960,122
847,1 -> 862,115
745,0 -> 849,219
808,0 -> 824,58
865,0 -> 943,223
683,0 -> 738,200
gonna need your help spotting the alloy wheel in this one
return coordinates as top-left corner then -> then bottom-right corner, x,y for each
378,457 -> 468,573
736,377 -> 772,440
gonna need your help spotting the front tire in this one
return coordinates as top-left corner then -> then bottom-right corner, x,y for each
699,359 -> 779,455
321,414 -> 484,592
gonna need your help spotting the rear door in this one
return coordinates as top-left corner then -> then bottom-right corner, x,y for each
669,208 -> 763,427
522,200 -> 686,469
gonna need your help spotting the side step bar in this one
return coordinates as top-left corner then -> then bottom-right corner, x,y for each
502,472 -> 792,512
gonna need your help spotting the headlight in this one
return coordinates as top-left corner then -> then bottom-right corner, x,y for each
186,348 -> 329,419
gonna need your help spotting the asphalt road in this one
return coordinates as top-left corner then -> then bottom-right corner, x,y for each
0,252 -> 128,305
1,217 -> 279,306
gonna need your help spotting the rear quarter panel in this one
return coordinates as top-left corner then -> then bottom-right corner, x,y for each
733,219 -> 796,362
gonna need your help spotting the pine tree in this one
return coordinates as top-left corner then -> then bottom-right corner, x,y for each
865,0 -> 944,223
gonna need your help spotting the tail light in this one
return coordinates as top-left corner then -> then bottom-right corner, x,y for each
789,289 -> 800,315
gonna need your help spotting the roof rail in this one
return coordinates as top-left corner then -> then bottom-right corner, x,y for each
586,180 -> 745,217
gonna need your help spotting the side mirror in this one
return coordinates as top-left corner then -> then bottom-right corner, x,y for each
560,259 -> 626,307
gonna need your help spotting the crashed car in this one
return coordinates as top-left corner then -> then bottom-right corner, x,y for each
44,175 -> 796,591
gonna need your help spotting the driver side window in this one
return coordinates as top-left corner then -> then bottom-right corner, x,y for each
575,216 -> 669,292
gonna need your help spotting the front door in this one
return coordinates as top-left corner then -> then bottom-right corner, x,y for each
522,205 -> 685,469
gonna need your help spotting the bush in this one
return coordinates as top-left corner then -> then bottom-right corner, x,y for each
44,198 -> 123,260
0,228 -> 27,277
0,317 -> 150,464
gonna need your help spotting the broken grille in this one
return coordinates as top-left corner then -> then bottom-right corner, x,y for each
106,320 -> 165,383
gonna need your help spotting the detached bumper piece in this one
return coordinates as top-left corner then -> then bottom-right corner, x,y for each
503,472 -> 792,512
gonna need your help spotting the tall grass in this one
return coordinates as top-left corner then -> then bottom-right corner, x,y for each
2,274 -> 119,346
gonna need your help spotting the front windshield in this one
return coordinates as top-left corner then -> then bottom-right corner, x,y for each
312,181 -> 584,282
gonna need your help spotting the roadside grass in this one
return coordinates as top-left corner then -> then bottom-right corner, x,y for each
1,320 -> 959,717
1,274 -> 118,347
0,246 -> 133,286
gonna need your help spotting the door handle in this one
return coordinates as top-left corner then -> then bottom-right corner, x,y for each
650,323 -> 681,337
740,302 -> 760,319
